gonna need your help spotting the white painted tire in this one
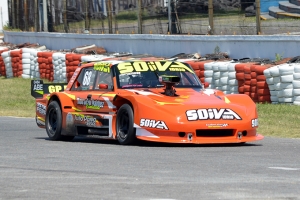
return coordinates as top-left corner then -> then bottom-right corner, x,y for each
220,77 -> 228,85
266,77 -> 274,85
4,57 -> 11,63
293,101 -> 300,106
294,72 -> 300,79
270,91 -> 278,96
212,64 -> 220,71
280,83 -> 293,89
230,86 -> 238,92
221,85 -> 229,91
227,63 -> 236,72
278,64 -> 294,75
268,84 -> 275,91
274,83 -> 281,91
270,96 -> 278,102
228,79 -> 238,86
204,63 -> 213,70
292,80 -> 300,89
280,75 -> 294,83
263,69 -> 271,78
218,64 -> 228,72
214,79 -> 221,86
22,59 -> 31,64
23,69 -> 31,75
293,89 -> 300,96
213,71 -> 221,79
294,66 -> 300,73
273,77 -> 280,84
281,89 -> 293,97
22,64 -> 31,70
279,97 -> 293,103
269,67 -> 280,77
22,53 -> 31,59
21,74 -> 31,79
204,70 -> 213,77
1,51 -> 10,58
228,72 -> 236,79
293,96 -> 300,101
220,71 -> 229,77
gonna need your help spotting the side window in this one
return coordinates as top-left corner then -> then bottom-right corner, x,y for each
71,67 -> 97,91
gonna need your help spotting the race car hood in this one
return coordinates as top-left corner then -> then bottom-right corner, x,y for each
120,88 -> 256,122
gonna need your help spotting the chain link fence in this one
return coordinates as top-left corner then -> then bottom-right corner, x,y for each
6,0 -> 300,35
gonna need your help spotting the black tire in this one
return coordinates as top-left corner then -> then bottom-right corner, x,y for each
116,104 -> 136,145
46,101 -> 74,141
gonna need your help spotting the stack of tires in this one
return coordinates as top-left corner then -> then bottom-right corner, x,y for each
65,54 -> 84,82
185,60 -> 212,84
293,65 -> 300,105
277,64 -> 294,103
10,49 -> 23,78
52,52 -> 67,83
21,48 -> 40,79
37,51 -> 54,81
0,47 -> 8,76
254,64 -> 271,103
2,51 -> 11,77
202,61 -> 239,94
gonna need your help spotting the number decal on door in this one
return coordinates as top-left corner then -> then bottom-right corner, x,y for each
82,70 -> 92,86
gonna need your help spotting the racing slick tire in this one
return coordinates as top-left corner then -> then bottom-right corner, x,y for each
116,104 -> 136,145
45,101 -> 74,141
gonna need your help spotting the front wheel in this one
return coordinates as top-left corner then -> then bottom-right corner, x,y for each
116,104 -> 136,145
45,101 -> 74,141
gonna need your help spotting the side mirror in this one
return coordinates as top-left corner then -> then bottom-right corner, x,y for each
75,80 -> 81,89
99,83 -> 108,89
203,82 -> 209,88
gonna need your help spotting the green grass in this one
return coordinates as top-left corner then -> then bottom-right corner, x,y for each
0,77 -> 36,117
0,76 -> 300,138
257,103 -> 300,138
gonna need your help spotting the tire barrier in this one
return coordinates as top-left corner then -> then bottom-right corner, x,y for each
1,44 -> 300,105
0,47 -> 9,76
22,48 -> 40,79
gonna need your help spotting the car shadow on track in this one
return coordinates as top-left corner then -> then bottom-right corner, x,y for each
35,136 -> 262,148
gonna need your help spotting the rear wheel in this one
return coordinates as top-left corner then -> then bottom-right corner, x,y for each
46,101 -> 74,141
116,104 -> 136,145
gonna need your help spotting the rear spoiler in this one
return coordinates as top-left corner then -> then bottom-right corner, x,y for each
31,80 -> 67,99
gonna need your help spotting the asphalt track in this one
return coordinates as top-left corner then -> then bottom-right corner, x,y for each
0,116 -> 299,200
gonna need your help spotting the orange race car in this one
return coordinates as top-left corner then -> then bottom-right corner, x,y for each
31,60 -> 263,145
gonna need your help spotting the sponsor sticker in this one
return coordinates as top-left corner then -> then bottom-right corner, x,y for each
186,108 -> 242,121
74,114 -> 97,127
206,123 -> 229,128
77,98 -> 105,110
36,102 -> 46,115
94,62 -> 110,73
117,61 -> 194,74
140,119 -> 168,130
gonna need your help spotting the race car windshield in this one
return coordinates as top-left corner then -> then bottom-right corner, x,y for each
115,61 -> 203,89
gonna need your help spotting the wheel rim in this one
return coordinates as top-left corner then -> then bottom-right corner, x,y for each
47,107 -> 57,137
117,109 -> 130,140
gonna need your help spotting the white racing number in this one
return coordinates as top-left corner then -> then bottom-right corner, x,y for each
82,70 -> 93,86
251,118 -> 258,127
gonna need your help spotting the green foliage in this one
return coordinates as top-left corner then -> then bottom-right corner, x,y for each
275,53 -> 284,61
214,45 -> 220,54
115,11 -> 138,21
3,21 -> 21,32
